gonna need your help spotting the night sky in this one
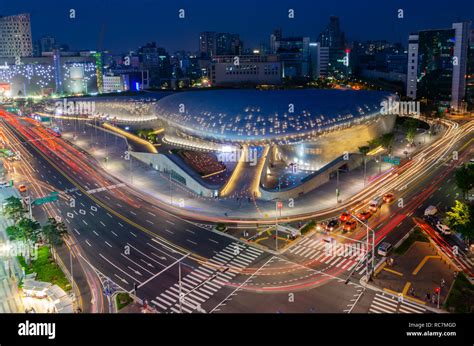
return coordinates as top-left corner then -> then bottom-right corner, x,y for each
1,0 -> 473,53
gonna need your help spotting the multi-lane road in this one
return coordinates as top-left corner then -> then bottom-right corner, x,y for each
0,107 -> 472,313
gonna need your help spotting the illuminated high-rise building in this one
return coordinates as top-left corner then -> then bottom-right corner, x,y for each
0,13 -> 33,58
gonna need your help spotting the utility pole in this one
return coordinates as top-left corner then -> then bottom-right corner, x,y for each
178,261 -> 182,313
352,214 -> 375,281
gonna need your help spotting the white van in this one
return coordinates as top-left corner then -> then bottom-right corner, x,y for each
377,242 -> 393,256
424,205 -> 438,216
369,197 -> 383,212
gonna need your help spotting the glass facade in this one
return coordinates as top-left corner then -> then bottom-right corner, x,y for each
417,29 -> 455,102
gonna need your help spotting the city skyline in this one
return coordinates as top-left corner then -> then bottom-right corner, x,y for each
1,0 -> 473,53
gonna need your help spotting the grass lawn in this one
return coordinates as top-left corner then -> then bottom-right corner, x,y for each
394,228 -> 428,255
18,246 -> 71,292
116,292 -> 133,310
444,273 -> 474,313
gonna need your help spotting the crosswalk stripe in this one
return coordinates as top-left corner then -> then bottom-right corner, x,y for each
202,284 -> 218,292
327,257 -> 342,265
163,291 -> 179,300
299,247 -> 313,257
189,272 -> 207,281
183,276 -> 200,285
245,247 -> 262,255
198,267 -> 214,275
239,253 -> 255,261
400,300 -> 425,311
399,305 -> 423,313
368,308 -> 382,313
312,253 -> 326,261
199,287 -> 214,295
216,253 -> 233,261
205,280 -> 221,290
371,301 -> 396,313
342,259 -> 356,269
332,257 -> 345,266
160,291 -> 177,302
232,258 -> 250,265
309,250 -> 323,259
336,258 -> 350,267
293,246 -> 307,255
209,258 -> 226,265
155,296 -> 173,306
195,269 -> 211,278
151,299 -> 167,310
298,238 -> 311,245
374,295 -> 398,308
221,249 -> 237,257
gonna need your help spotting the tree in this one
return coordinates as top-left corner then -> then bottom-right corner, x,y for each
358,146 -> 370,156
445,200 -> 473,242
403,118 -> 418,144
454,163 -> 474,198
41,217 -> 68,246
4,196 -> 25,222
380,133 -> 395,152
16,217 -> 41,244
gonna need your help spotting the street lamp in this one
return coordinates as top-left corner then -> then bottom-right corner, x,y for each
275,200 -> 283,250
352,213 -> 375,280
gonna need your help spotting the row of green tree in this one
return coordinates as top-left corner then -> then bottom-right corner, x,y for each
358,132 -> 395,156
4,196 -> 68,246
445,162 -> 474,242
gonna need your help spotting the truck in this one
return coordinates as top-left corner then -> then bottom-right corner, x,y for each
424,205 -> 438,216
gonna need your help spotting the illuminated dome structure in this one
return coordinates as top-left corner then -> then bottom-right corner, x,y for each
153,89 -> 397,145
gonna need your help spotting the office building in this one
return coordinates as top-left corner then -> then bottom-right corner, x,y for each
0,13 -> 33,58
406,22 -> 471,110
270,30 -> 310,78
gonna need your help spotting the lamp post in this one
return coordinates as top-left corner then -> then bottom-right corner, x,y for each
275,200 -> 283,251
352,213 -> 375,280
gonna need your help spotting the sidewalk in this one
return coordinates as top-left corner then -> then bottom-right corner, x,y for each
55,118 -> 443,220
0,216 -> 25,312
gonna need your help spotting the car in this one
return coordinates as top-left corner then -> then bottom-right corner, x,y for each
423,214 -> 440,225
383,193 -> 394,203
378,242 -> 393,256
0,181 -> 9,188
18,184 -> 27,193
343,220 -> 357,232
357,210 -> 372,221
369,197 -> 383,212
435,223 -> 452,235
339,212 -> 352,222
325,219 -> 339,232
424,205 -> 438,216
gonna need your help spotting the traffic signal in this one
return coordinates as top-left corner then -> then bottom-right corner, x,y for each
434,287 -> 440,294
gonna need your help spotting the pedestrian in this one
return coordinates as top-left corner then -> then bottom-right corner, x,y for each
426,293 -> 430,301
431,295 -> 436,304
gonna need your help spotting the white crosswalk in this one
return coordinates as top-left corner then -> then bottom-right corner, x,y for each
151,242 -> 264,313
288,237 -> 368,275
368,293 -> 426,314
